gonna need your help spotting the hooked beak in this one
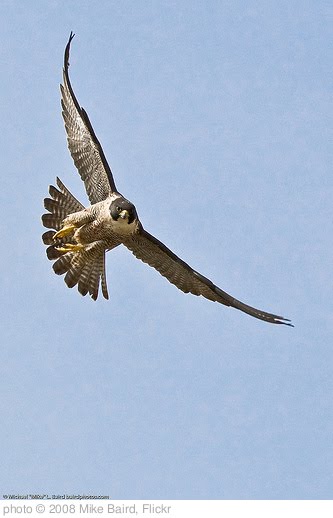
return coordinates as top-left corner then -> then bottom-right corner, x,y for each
119,209 -> 129,220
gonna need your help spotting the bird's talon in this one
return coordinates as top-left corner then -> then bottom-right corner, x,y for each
56,243 -> 84,253
53,225 -> 76,240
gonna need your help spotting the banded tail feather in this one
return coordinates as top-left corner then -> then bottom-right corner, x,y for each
42,177 -> 109,300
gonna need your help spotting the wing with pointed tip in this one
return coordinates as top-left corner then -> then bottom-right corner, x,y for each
61,32 -> 117,204
125,228 -> 293,326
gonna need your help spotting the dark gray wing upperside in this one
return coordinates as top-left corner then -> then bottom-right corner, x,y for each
61,32 -> 117,204
125,228 -> 292,326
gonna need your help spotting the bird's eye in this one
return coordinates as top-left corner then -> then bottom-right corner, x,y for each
117,206 -> 121,212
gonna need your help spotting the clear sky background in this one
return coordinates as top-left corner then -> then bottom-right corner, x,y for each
0,0 -> 332,499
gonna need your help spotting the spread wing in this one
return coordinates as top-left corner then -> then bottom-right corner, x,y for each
125,229 -> 292,326
61,32 -> 117,204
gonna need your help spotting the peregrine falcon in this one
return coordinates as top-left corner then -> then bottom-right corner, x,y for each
42,33 -> 292,326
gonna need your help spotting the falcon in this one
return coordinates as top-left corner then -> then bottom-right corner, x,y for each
42,33 -> 292,326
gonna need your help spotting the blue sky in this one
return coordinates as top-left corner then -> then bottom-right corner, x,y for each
0,0 -> 332,499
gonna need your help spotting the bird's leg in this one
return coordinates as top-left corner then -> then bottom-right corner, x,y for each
53,208 -> 94,241
56,243 -> 85,253
53,224 -> 76,240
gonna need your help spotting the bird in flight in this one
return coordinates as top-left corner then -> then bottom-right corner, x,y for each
42,33 -> 292,326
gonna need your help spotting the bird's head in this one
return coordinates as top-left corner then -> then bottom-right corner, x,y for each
110,197 -> 138,225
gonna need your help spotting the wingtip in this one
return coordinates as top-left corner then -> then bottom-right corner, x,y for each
270,314 -> 293,326
280,319 -> 294,327
64,32 -> 75,70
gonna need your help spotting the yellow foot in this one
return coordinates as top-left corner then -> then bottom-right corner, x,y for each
53,225 -> 76,240
56,243 -> 84,253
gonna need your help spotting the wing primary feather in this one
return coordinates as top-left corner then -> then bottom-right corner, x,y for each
62,32 -> 118,199
125,229 -> 293,326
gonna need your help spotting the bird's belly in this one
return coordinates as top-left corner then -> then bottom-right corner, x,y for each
74,218 -> 136,245
74,221 -> 110,245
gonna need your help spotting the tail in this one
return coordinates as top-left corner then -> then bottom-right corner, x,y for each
42,177 -> 84,259
42,177 -> 109,300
